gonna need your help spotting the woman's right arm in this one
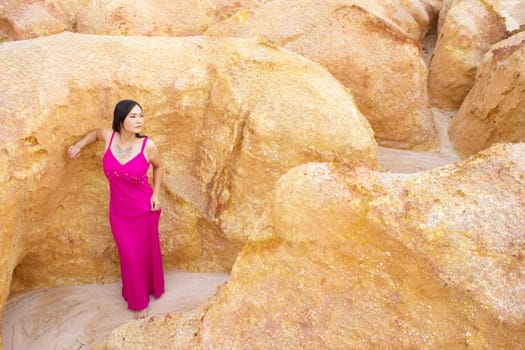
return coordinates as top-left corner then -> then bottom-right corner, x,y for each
67,129 -> 110,159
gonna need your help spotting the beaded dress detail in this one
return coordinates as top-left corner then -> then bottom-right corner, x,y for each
103,131 -> 164,310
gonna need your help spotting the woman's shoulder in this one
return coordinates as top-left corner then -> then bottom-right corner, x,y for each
97,128 -> 113,142
143,137 -> 161,164
144,137 -> 158,150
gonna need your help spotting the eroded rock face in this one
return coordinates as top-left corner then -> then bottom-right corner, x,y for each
0,33 -> 376,341
0,0 -> 67,41
194,144 -> 525,349
0,0 -> 272,41
210,0 -> 442,42
95,303 -> 208,349
99,143 -> 525,349
205,0 -> 440,150
448,31 -> 525,157
41,0 -> 93,29
76,0 -> 216,36
214,0 -> 272,21
497,0 -> 525,31
428,0 -> 507,110
76,0 -> 273,36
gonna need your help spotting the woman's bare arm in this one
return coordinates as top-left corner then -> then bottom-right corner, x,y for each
68,129 -> 111,159
146,139 -> 163,211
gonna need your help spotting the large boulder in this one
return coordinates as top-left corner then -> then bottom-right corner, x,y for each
0,32 -> 376,343
0,0 -> 273,41
76,0 -> 273,36
99,143 -> 525,349
210,0 -> 442,42
192,145 -> 525,349
0,0 -> 68,41
205,0 -> 440,150
39,0 -> 93,30
428,0 -> 507,110
448,31 -> 525,157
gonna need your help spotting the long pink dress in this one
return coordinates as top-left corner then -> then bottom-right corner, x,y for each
102,131 -> 165,310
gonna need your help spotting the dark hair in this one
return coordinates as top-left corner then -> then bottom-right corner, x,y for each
112,99 -> 145,138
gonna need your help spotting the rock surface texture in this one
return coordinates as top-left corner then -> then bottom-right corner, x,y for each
98,143 -> 525,349
449,30 -> 525,157
498,0 -> 525,30
0,32 -> 376,346
0,0 -> 272,41
0,0 -> 68,41
3,1 -> 525,349
76,0 -> 272,36
2,142 -> 463,350
205,0 -> 441,150
428,0 -> 507,110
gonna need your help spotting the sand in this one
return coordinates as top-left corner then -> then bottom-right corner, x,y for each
2,271 -> 229,350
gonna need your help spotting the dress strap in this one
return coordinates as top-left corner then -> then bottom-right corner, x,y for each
108,131 -> 116,147
140,137 -> 148,153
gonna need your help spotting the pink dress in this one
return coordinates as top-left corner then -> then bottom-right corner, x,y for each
103,131 -> 164,310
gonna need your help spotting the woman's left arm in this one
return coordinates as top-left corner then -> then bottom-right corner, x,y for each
146,139 -> 163,211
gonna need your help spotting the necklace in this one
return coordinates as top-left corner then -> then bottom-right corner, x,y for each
115,140 -> 133,159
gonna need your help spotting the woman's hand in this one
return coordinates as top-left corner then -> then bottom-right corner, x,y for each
150,192 -> 161,211
67,129 -> 108,159
67,144 -> 82,159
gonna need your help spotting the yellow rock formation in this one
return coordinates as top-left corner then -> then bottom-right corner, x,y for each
428,0 -> 507,110
205,0 -> 440,150
0,32 -> 376,346
449,30 -> 525,157
99,143 -> 525,349
0,0 -> 272,41
497,0 -> 525,30
76,0 -> 273,36
4,1 -> 525,349
0,0 -> 67,41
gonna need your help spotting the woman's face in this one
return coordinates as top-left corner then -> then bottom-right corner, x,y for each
121,104 -> 144,134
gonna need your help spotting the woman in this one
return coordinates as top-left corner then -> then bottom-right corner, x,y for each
68,99 -> 165,319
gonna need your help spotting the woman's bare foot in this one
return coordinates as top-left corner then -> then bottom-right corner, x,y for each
133,308 -> 148,319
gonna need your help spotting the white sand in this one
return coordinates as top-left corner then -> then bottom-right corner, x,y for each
2,271 -> 229,350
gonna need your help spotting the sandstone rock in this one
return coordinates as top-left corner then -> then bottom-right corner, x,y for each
188,143 -> 525,349
448,31 -> 525,157
76,0 -> 272,36
210,0 -> 442,42
377,0 -> 442,41
0,32 -> 376,343
96,302 -> 208,349
41,0 -> 92,30
76,0 -> 216,36
428,0 -> 507,110
214,0 -> 273,21
497,0 -> 525,31
205,0 -> 439,150
0,0 -> 271,40
0,0 -> 67,41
